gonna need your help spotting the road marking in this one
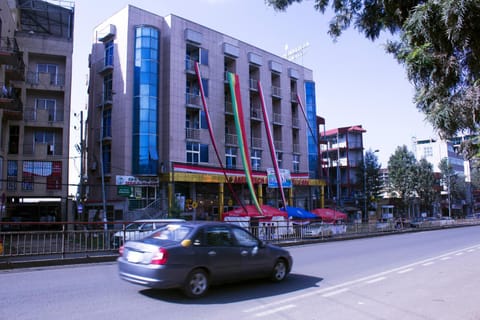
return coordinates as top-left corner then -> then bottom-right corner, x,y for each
243,243 -> 480,314
397,268 -> 414,274
322,288 -> 349,297
455,252 -> 464,256
365,276 -> 386,284
422,261 -> 434,266
254,304 -> 296,317
440,256 -> 451,261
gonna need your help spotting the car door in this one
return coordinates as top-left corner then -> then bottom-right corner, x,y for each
231,226 -> 272,278
193,226 -> 243,283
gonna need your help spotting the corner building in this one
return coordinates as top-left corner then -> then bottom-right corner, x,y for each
0,1 -> 74,222
86,5 -> 324,221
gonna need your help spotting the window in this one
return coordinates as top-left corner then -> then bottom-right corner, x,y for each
423,146 -> 433,157
232,227 -> 258,247
36,99 -> 56,121
293,154 -> 300,173
186,142 -> 208,164
226,147 -> 237,169
102,144 -> 111,174
103,109 -> 112,138
205,226 -> 233,246
251,149 -> 262,170
7,160 -> 17,191
37,63 -> 58,85
22,174 -> 34,191
276,152 -> 283,168
103,73 -> 113,102
105,40 -> 114,67
8,126 -> 19,154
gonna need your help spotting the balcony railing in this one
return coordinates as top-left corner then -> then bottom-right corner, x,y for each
249,78 -> 258,91
26,72 -> 65,88
292,117 -> 299,128
272,113 -> 282,124
274,140 -> 283,151
185,128 -> 201,141
185,93 -> 202,108
251,137 -> 262,148
271,86 -> 282,98
250,106 -> 262,120
23,107 -> 64,122
23,143 -> 63,156
225,133 -> 238,145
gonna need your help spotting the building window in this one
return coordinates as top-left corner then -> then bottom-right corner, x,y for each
36,99 -> 56,121
0,157 -> 3,191
186,142 -> 208,164
7,160 -> 17,191
105,40 -> 114,67
226,147 -> 237,169
276,152 -> 283,168
251,149 -> 262,171
103,73 -> 113,102
103,109 -> 112,138
133,26 -> 159,175
102,144 -> 111,174
8,126 -> 19,154
37,63 -> 58,85
293,154 -> 300,173
22,173 -> 34,191
423,146 -> 433,157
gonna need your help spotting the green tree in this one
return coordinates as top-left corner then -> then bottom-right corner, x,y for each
356,149 -> 382,214
415,158 -> 437,214
266,0 -> 480,156
387,145 -> 417,213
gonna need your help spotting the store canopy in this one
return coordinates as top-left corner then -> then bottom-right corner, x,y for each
281,206 -> 318,219
222,204 -> 287,219
312,208 -> 348,223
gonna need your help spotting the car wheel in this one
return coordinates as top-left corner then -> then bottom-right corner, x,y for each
183,269 -> 209,298
271,259 -> 288,282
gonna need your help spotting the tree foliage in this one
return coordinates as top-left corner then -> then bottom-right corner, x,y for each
387,145 -> 417,211
266,0 -> 480,156
355,149 -> 382,211
415,158 -> 437,212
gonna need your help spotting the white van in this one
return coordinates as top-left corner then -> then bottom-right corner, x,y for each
112,219 -> 185,248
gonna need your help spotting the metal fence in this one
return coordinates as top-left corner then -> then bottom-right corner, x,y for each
1,219 -> 479,263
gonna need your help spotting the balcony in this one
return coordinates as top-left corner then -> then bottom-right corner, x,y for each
291,92 -> 298,102
95,57 -> 114,75
251,137 -> 262,149
274,140 -> 283,151
225,100 -> 233,114
250,105 -> 262,121
0,37 -> 25,80
23,107 -> 64,123
271,86 -> 282,98
185,128 -> 201,141
272,113 -> 282,125
249,78 -> 258,91
23,142 -> 63,157
26,71 -> 65,91
96,92 -> 113,108
0,83 -> 23,120
185,93 -> 202,109
185,59 -> 196,74
293,143 -> 300,154
225,133 -> 238,146
292,117 -> 300,128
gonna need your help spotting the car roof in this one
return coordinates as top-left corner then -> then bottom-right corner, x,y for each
131,219 -> 185,223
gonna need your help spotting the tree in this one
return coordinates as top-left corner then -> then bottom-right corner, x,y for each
439,157 -> 466,216
356,149 -> 382,214
266,0 -> 480,156
415,158 -> 437,214
387,145 -> 417,214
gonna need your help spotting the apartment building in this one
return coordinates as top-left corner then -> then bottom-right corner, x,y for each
0,0 -> 74,222
85,5 -> 324,221
319,125 -> 366,209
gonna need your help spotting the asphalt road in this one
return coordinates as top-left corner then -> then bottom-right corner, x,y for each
1,226 -> 479,320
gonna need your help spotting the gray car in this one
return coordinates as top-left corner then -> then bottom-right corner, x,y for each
117,221 -> 293,298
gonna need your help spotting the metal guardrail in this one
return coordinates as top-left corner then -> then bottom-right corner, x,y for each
1,219 -> 479,263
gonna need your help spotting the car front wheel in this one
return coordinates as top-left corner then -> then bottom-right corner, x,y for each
271,259 -> 288,282
183,269 -> 209,298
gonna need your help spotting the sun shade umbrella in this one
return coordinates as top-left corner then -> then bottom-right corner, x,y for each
281,206 -> 318,219
311,208 -> 347,223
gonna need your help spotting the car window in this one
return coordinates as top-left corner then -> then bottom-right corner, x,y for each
125,223 -> 142,230
232,227 -> 258,247
142,223 -> 154,231
205,226 -> 233,247
150,225 -> 191,242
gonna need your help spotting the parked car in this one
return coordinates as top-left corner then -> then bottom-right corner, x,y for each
117,221 -> 293,298
439,216 -> 455,226
410,218 -> 426,228
302,222 -> 332,238
112,219 -> 184,248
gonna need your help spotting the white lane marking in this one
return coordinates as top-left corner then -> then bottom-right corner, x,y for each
243,243 -> 480,314
440,256 -> 451,261
322,288 -> 349,297
254,304 -> 296,317
467,249 -> 475,252
455,252 -> 464,256
365,276 -> 386,284
422,262 -> 435,266
397,268 -> 414,274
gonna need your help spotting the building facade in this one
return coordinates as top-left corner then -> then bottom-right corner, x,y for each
0,0 -> 74,222
319,125 -> 366,211
85,5 -> 324,221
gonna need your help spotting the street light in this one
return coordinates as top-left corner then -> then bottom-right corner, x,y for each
364,149 -> 379,223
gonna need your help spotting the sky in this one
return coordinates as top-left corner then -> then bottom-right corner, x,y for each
68,0 -> 437,193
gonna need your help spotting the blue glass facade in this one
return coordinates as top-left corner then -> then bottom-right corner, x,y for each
305,81 -> 319,178
132,26 -> 159,174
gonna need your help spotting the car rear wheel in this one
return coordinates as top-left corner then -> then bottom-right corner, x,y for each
271,259 -> 288,282
183,269 -> 209,298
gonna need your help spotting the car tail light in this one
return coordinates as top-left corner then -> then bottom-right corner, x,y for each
150,248 -> 168,265
119,245 -> 124,256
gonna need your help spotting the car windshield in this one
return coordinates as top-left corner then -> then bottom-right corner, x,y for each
149,225 -> 192,242
125,223 -> 143,230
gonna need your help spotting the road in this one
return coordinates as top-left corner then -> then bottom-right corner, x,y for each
1,226 -> 479,320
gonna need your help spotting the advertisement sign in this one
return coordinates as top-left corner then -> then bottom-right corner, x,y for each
267,168 -> 292,188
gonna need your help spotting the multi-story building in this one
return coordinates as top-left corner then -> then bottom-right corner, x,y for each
85,5 -> 324,221
319,125 -> 366,209
0,0 -> 74,222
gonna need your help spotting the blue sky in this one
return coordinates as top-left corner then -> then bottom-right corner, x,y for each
69,0 -> 436,191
